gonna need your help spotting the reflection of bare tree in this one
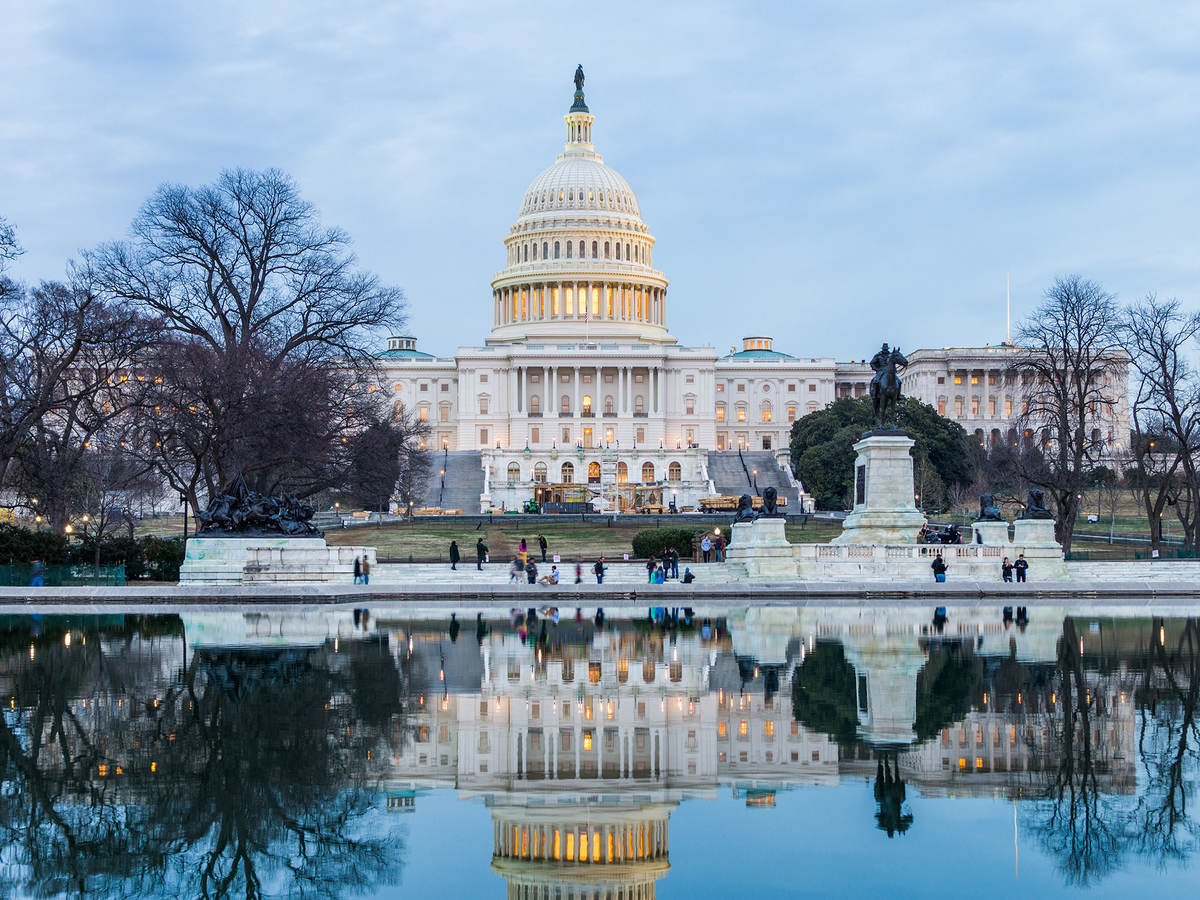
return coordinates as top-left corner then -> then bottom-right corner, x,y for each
1132,618 -> 1200,865
0,623 -> 405,899
1027,617 -> 1124,885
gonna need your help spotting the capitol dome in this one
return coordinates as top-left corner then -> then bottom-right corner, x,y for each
489,71 -> 672,346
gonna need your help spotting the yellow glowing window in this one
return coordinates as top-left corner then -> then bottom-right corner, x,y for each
553,830 -> 561,859
565,286 -> 574,315
975,756 -> 984,770
583,731 -> 593,751
971,376 -> 979,385
739,720 -> 748,737
718,721 -> 727,738
592,286 -> 600,315
737,409 -> 745,422
958,757 -> 967,770
607,832 -> 614,862
763,721 -> 775,738
593,832 -> 601,861
716,407 -> 725,422
954,376 -> 962,384
580,833 -> 588,861
567,833 -> 575,860
761,409 -> 772,423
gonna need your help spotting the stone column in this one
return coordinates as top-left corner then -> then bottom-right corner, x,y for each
573,366 -> 580,418
574,727 -> 581,779
516,366 -> 522,414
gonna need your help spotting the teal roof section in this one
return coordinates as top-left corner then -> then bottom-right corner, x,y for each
723,348 -> 795,360
377,347 -> 435,359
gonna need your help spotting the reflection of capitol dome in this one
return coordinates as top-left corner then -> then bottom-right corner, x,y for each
489,72 -> 672,346
490,802 -> 672,900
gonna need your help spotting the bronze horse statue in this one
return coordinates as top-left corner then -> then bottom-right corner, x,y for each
869,344 -> 908,429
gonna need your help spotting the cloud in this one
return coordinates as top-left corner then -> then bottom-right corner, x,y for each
1,0 -> 1199,357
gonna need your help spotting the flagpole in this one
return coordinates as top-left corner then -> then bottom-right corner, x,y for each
1006,272 -> 1011,344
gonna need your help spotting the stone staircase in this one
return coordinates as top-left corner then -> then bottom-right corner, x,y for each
415,450 -> 485,513
706,451 -> 801,509
1065,560 -> 1200,582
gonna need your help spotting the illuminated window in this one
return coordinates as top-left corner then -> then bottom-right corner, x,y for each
763,721 -> 775,739
954,376 -> 962,385
642,462 -> 655,482
716,405 -> 726,423
738,720 -> 748,737
737,408 -> 746,422
718,721 -> 727,739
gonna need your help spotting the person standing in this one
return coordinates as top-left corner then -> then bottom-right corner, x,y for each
361,555 -> 371,585
449,540 -> 460,571
29,558 -> 44,588
670,547 -> 679,580
594,557 -> 606,584
476,537 -> 488,570
538,533 -> 548,562
646,557 -> 656,584
715,534 -> 725,562
700,534 -> 712,563
1001,557 -> 1013,582
931,553 -> 947,583
519,537 -> 528,565
1014,554 -> 1029,583
353,555 -> 362,584
574,558 -> 583,584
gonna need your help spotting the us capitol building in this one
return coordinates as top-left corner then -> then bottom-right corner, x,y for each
377,72 -> 1129,513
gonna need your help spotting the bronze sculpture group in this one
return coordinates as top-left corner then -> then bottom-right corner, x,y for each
731,486 -> 784,524
198,473 -> 322,537
869,342 -> 908,430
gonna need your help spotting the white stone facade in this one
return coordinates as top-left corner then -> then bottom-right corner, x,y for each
374,77 -> 1130,512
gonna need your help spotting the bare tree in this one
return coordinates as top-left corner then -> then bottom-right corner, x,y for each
1014,276 -> 1124,552
88,168 -> 406,502
0,276 -> 153,496
1121,295 -> 1200,552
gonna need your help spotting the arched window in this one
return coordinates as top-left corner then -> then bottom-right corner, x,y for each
604,241 -> 610,259
591,240 -> 598,258
529,394 -> 541,415
506,462 -> 520,483
566,242 -> 572,259
588,461 -> 601,483
561,461 -> 575,483
667,461 -> 682,482
642,461 -> 655,483
616,243 -> 621,260
578,240 -> 585,258
542,241 -> 548,258
617,461 -> 628,483
523,244 -> 528,262
582,394 -> 592,414
533,462 -> 547,482
554,241 -> 560,259
532,243 -> 537,260
604,396 -> 614,414
761,402 -> 772,423
561,394 -> 571,413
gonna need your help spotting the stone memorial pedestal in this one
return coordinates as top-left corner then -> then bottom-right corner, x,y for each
971,520 -> 1010,545
1012,518 -> 1059,548
832,432 -> 926,545
180,536 -> 376,585
725,517 -> 797,579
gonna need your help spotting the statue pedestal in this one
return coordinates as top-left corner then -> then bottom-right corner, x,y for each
832,433 -> 925,545
725,517 -> 798,578
1013,518 -> 1058,548
972,520 -> 1010,545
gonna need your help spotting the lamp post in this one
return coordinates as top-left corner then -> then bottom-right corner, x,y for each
180,490 -> 189,537
752,469 -> 758,493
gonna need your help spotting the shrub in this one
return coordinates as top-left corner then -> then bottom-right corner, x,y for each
0,525 -> 185,581
631,527 -> 706,559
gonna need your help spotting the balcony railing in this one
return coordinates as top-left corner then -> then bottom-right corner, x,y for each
559,411 -> 574,418
581,410 -> 595,418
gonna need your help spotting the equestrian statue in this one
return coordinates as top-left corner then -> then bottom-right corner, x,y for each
869,343 -> 908,429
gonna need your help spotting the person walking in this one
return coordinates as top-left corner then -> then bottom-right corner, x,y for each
575,558 -> 583,584
1014,554 -> 1029,583
361,555 -> 371,585
449,540 -> 460,571
509,557 -> 522,583
593,557 -> 606,584
538,533 -> 548,562
931,553 -> 947,583
353,555 -> 362,584
476,537 -> 488,570
700,535 -> 712,563
1001,557 -> 1013,582
29,558 -> 44,588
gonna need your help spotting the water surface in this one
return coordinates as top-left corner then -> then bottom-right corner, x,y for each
1,605 -> 1197,898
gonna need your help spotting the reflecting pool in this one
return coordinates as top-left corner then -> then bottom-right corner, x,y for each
1,605 -> 1198,898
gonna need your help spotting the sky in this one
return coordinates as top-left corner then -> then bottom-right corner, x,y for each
2,0 -> 1199,360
